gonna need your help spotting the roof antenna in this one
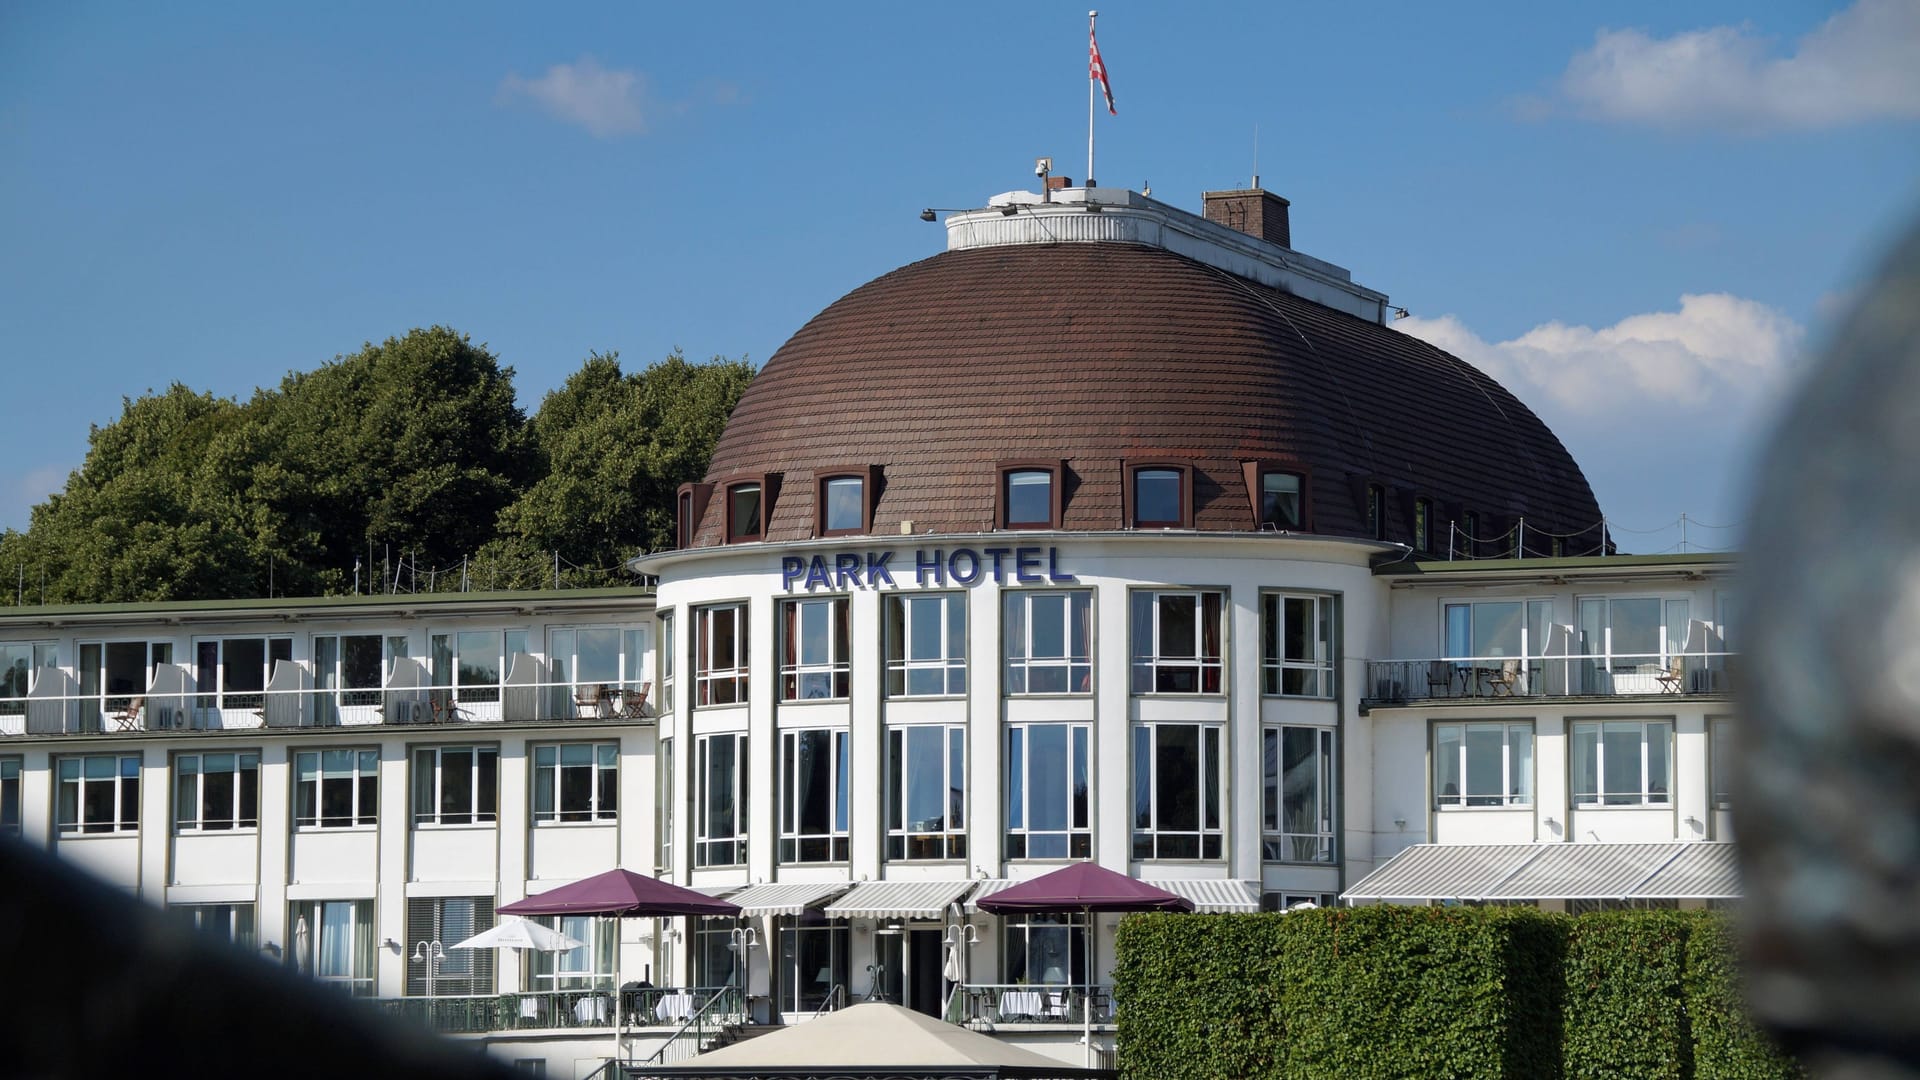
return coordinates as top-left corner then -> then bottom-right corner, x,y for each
1251,123 -> 1260,190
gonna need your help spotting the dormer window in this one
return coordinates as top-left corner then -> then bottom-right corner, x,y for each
817,466 -> 876,537
1261,471 -> 1302,530
998,462 -> 1063,530
1366,484 -> 1387,540
726,482 -> 763,543
1125,462 -> 1192,529
676,483 -> 713,549
1413,498 -> 1433,555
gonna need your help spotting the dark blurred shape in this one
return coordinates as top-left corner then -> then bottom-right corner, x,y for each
1741,217 -> 1920,1078
0,838 -> 515,1080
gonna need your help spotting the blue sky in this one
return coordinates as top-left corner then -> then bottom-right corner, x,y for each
3,1 -> 1917,553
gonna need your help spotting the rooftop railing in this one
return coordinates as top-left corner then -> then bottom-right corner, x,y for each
1363,652 -> 1733,707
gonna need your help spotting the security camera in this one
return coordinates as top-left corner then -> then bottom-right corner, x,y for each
1034,157 -> 1052,178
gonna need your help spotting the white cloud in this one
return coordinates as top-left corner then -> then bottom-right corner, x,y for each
1560,0 -> 1920,131
499,57 -> 651,138
1396,293 -> 1804,415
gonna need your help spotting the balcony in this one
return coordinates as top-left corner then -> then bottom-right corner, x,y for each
377,985 -> 741,1035
1362,652 -> 1732,708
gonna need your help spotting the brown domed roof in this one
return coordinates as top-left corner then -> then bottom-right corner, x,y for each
691,241 -> 1603,552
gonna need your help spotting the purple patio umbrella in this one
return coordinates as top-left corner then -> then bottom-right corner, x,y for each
501,870 -> 742,1062
977,863 -> 1192,1065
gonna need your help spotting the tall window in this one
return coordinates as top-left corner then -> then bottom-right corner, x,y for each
406,897 -> 494,996
1576,596 -> 1690,690
1131,467 -> 1185,528
1132,723 -> 1224,859
79,640 -> 172,726
56,754 -> 140,834
292,899 -> 376,996
550,626 -> 649,705
678,489 -> 695,548
532,743 -> 617,823
777,914 -> 849,1013
429,629 -> 523,707
1,757 -> 20,838
172,903 -> 255,950
659,613 -> 676,713
1002,468 -> 1056,529
413,745 -> 499,826
1572,721 -> 1672,806
886,725 -> 965,861
694,917 -> 739,989
1,641 -> 58,718
1260,471 -> 1302,530
885,593 -> 966,697
1262,593 -> 1334,697
780,597 -> 850,701
1130,590 -> 1224,694
695,603 -> 749,706
1460,512 -> 1480,557
659,738 -> 675,871
1004,590 -> 1092,695
1002,913 -> 1084,987
1413,498 -> 1432,554
295,749 -> 379,829
726,481 -> 763,542
1445,599 -> 1553,693
312,635 -> 385,717
1366,484 -> 1387,540
1433,722 -> 1533,808
175,752 -> 260,831
1005,723 -> 1090,859
1709,718 -> 1732,811
820,474 -> 866,535
1262,726 -> 1334,862
529,915 -> 616,991
696,732 -> 748,867
194,636 -> 292,711
780,729 -> 849,863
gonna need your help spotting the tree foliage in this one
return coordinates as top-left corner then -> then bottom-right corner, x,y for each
0,328 -> 751,604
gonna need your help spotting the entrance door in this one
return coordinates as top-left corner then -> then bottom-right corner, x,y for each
872,927 -> 948,1016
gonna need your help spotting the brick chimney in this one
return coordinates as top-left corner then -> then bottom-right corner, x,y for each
1202,188 -> 1291,249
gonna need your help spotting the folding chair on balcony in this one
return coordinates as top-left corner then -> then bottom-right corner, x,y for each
109,696 -> 146,731
1484,660 -> 1520,697
618,682 -> 651,719
1655,657 -> 1685,694
1425,661 -> 1458,698
574,684 -> 612,719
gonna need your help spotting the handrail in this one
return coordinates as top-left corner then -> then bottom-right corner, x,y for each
643,986 -> 742,1065
808,982 -> 845,1021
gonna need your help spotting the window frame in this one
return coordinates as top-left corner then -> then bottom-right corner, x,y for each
531,741 -> 618,824
1413,497 -> 1433,555
815,465 -> 876,537
1366,483 -> 1388,541
0,640 -> 59,718
0,756 -> 20,838
1261,592 -> 1336,698
77,639 -> 172,727
172,902 -> 257,950
291,898 -> 376,996
658,611 -> 676,714
528,914 -> 617,991
886,724 -> 966,861
996,460 -> 1064,530
1570,719 -> 1674,807
1240,460 -> 1313,532
406,896 -> 495,996
294,748 -> 380,829
778,728 -> 851,864
723,476 -> 768,543
694,602 -> 750,707
695,732 -> 749,867
412,744 -> 500,827
1004,722 -> 1091,860
1709,717 -> 1732,811
192,635 -> 292,713
1129,588 -> 1226,695
884,592 -> 967,698
1262,725 -> 1335,863
1122,461 -> 1193,529
1131,721 -> 1226,860
428,628 -> 528,709
676,482 -> 714,549
779,596 -> 851,702
1000,911 -> 1086,988
549,624 -> 650,708
1003,589 -> 1094,696
1432,721 -> 1535,809
174,750 -> 261,833
56,753 -> 142,835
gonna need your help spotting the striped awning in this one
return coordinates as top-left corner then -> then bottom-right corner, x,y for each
823,880 -> 975,921
725,881 -> 852,917
1145,879 -> 1262,913
1342,842 -> 1741,903
964,879 -> 1016,913
691,884 -> 741,899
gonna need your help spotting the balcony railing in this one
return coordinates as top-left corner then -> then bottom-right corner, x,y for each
0,677 -> 653,738
949,983 -> 1113,1028
377,986 -> 738,1036
1363,652 -> 1733,706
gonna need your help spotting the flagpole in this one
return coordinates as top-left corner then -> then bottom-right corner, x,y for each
1087,10 -> 1097,186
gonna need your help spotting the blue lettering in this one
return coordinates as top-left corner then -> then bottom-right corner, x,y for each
781,556 -> 805,591
1047,547 -> 1076,583
916,549 -> 945,587
949,547 -> 983,586
804,555 -> 832,592
1015,546 -> 1045,584
984,546 -> 1012,584
835,553 -> 863,589
866,550 -> 896,587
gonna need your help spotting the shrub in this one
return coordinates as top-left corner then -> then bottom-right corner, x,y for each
1560,910 -> 1695,1079
1684,917 -> 1805,1080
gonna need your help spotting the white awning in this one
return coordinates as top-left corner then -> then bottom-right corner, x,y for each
963,879 -> 1016,913
823,880 -> 975,921
1341,842 -> 1741,903
725,881 -> 852,917
1145,879 -> 1262,913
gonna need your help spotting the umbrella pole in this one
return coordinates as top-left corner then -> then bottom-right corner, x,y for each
1084,905 -> 1093,1069
612,929 -> 624,1068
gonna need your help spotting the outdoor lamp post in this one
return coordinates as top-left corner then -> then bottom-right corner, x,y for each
412,939 -> 446,998
728,926 -> 759,1003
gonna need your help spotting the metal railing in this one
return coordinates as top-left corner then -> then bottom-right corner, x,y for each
641,986 -> 746,1065
950,983 -> 1113,1027
1362,652 -> 1734,706
376,986 -> 734,1035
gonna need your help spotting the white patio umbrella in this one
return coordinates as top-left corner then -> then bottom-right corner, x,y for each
449,915 -> 586,953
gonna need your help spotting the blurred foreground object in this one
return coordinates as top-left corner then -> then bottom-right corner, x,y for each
0,838 -> 512,1080
1741,218 -> 1920,1078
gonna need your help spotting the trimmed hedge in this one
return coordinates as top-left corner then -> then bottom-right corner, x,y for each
1113,908 -> 1800,1080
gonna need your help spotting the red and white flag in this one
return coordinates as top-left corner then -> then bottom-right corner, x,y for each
1090,22 -> 1116,115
